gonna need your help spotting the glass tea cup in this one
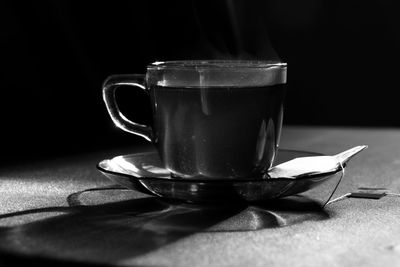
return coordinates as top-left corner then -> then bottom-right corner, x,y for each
103,60 -> 287,179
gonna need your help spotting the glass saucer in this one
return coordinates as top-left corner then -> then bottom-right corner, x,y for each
97,149 -> 343,203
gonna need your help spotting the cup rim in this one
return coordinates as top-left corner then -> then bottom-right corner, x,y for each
147,60 -> 287,70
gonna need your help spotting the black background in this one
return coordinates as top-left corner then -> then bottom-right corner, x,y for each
1,0 -> 399,163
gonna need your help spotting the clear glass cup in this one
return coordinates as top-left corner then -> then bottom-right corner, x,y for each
103,60 -> 287,179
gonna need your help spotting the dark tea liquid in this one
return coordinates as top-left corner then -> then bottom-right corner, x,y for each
149,84 -> 286,179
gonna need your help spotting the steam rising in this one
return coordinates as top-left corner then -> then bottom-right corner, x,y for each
192,0 -> 280,61
226,0 -> 243,53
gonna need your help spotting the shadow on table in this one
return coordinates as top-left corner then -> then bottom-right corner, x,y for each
0,186 -> 330,266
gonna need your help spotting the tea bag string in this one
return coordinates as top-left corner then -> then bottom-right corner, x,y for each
386,192 -> 400,197
323,162 -> 345,208
324,162 -> 400,206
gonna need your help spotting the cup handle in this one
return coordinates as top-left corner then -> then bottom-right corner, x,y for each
102,74 -> 153,142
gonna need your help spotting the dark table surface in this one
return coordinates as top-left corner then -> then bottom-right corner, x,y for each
1,126 -> 400,267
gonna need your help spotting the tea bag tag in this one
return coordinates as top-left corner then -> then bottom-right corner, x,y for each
348,187 -> 388,199
325,187 -> 396,206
